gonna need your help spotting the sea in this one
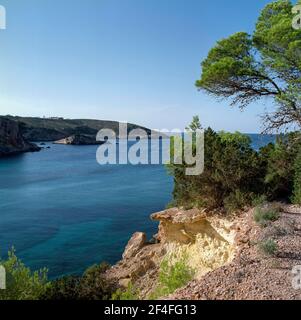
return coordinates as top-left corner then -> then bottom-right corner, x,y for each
0,134 -> 275,278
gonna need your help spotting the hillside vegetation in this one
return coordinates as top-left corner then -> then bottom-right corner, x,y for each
1,116 -> 152,141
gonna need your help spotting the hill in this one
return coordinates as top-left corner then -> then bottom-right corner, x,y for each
1,116 -> 156,141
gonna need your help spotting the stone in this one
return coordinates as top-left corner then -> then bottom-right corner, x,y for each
122,232 -> 147,260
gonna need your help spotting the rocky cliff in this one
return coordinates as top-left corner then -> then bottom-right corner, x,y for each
0,118 -> 40,157
106,208 -> 237,299
109,204 -> 301,300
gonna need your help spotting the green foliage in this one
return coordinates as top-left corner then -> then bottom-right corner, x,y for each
292,147 -> 301,204
224,191 -> 253,213
252,195 -> 268,207
254,206 -> 280,227
219,131 -> 252,148
185,115 -> 202,132
168,126 -> 264,211
41,276 -> 81,300
196,0 -> 301,132
42,263 -> 115,300
263,132 -> 301,199
111,282 -> 139,301
169,117 -> 301,212
150,256 -> 195,299
258,239 -> 278,256
0,249 -> 49,300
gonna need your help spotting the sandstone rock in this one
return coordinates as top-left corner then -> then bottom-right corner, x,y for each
122,232 -> 147,260
107,208 -> 236,299
0,118 -> 40,157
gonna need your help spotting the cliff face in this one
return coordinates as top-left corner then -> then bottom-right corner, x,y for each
0,118 -> 40,157
106,208 -> 237,299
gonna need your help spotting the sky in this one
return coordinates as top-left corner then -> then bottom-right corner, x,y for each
0,0 -> 279,132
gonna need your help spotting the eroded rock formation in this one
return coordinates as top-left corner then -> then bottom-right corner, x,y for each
106,208 -> 237,299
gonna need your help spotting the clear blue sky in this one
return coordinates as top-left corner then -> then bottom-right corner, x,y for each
0,0 -> 276,132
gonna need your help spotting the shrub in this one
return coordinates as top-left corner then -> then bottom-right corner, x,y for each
41,276 -> 81,300
168,124 -> 264,212
263,133 -> 301,200
254,207 -> 280,227
42,263 -> 115,300
168,118 -> 301,212
150,256 -> 195,299
258,239 -> 278,256
78,263 -> 115,300
0,249 -> 49,300
252,195 -> 267,207
224,191 -> 253,213
111,282 -> 139,300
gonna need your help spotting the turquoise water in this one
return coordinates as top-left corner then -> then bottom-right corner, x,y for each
0,134 -> 275,279
0,142 -> 173,278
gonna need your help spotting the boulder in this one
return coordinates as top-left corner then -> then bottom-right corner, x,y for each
122,232 -> 147,260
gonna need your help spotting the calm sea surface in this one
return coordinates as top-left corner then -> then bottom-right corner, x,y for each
0,134 -> 275,278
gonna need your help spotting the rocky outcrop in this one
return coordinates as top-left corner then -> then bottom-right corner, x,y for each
106,208 -> 237,299
53,134 -> 105,145
0,118 -> 40,157
122,232 -> 147,260
108,204 -> 301,300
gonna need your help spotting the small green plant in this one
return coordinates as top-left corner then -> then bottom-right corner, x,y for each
111,282 -> 139,301
258,239 -> 278,256
224,191 -> 252,213
252,195 -> 267,207
149,256 -> 195,299
0,248 -> 50,300
254,207 -> 280,227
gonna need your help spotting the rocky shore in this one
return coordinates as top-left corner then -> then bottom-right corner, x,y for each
107,205 -> 301,300
0,118 -> 40,157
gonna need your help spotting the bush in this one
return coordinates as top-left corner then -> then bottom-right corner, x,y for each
224,191 -> 253,213
168,125 -> 264,212
168,118 -> 301,212
78,263 -> 115,300
42,263 -> 115,300
111,282 -> 139,300
254,207 -> 280,227
263,133 -> 301,200
150,256 -> 195,299
0,249 -> 49,300
41,276 -> 81,300
258,239 -> 278,256
252,195 -> 267,207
